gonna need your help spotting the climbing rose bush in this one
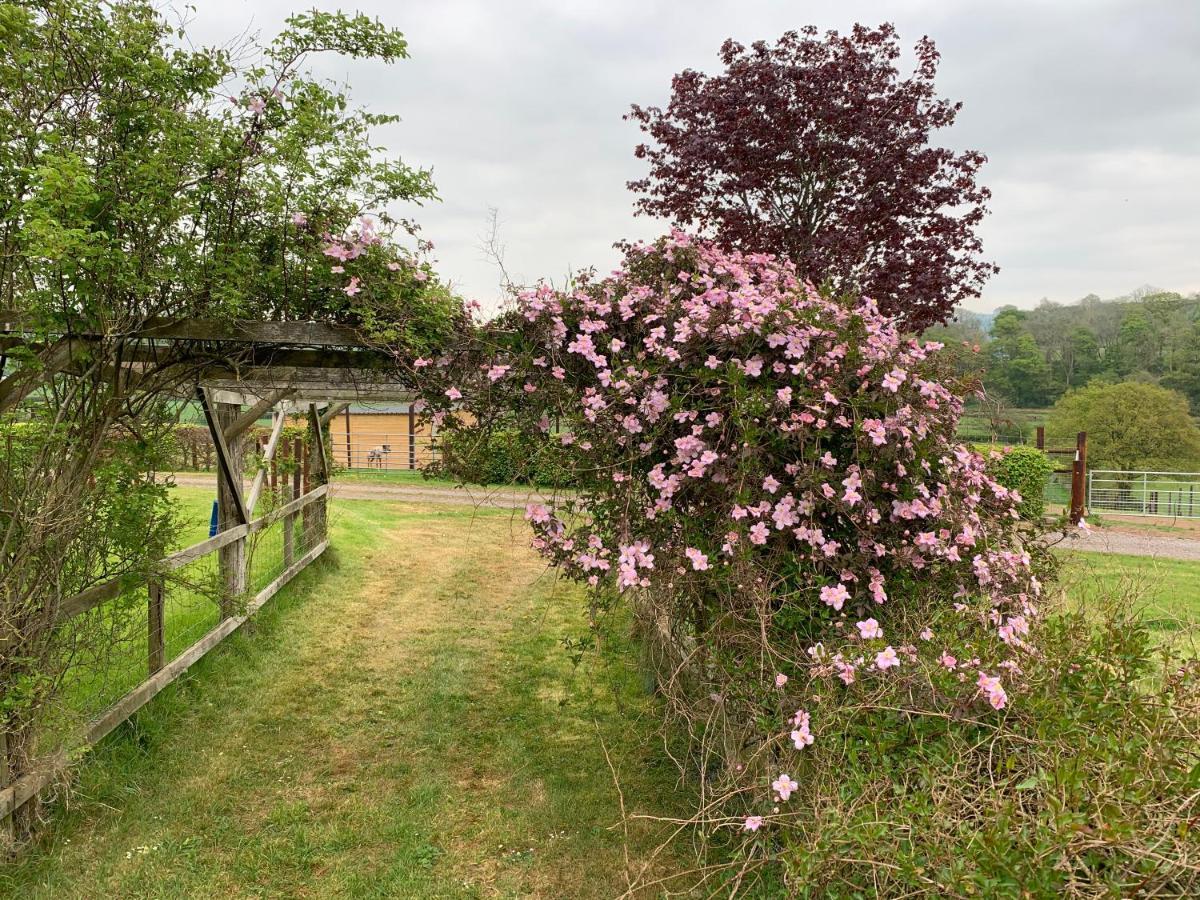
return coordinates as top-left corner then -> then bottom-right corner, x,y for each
417,233 -> 1049,838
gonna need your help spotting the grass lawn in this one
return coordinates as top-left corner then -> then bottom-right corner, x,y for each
2,497 -> 688,898
1058,550 -> 1200,653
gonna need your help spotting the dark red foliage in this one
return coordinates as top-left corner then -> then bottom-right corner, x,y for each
626,24 -> 998,331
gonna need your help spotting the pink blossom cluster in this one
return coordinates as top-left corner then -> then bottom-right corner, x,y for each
415,232 -> 1044,831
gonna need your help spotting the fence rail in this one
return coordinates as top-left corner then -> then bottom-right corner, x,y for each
1088,470 -> 1200,519
1,478 -> 330,834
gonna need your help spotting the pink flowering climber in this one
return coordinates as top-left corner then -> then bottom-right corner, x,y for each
790,709 -> 814,749
820,583 -> 850,611
856,618 -> 883,640
685,547 -> 710,571
772,774 -> 798,801
977,672 -> 1008,709
875,646 -> 901,670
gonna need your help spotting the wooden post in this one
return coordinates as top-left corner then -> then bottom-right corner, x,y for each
1069,431 -> 1088,525
285,438 -> 302,566
293,438 -> 302,498
282,476 -> 295,568
408,404 -> 417,470
208,398 -> 247,618
344,405 -> 352,468
1,729 -> 11,847
1035,426 -> 1045,450
148,580 -> 165,675
303,404 -> 329,545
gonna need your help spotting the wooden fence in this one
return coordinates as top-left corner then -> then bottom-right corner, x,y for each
1,394 -> 335,843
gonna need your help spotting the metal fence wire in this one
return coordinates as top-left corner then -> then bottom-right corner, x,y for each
1088,470 -> 1200,519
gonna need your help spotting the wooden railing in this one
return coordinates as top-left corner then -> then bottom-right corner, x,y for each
0,483 -> 329,834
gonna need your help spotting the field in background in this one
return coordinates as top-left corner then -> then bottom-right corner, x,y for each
956,405 -> 1047,445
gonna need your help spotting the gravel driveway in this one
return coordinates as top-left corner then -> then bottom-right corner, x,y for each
167,473 -> 1200,562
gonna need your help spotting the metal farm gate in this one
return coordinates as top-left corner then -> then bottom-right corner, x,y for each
1088,470 -> 1200,519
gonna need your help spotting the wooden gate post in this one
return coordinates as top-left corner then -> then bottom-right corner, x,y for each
1035,426 -> 1045,450
199,390 -> 248,619
1069,431 -> 1088,525
303,404 -> 330,544
282,439 -> 296,568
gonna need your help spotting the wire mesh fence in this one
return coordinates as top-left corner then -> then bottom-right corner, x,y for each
1088,471 -> 1200,519
20,483 -> 328,805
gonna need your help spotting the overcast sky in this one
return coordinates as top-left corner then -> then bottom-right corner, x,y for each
188,0 -> 1200,313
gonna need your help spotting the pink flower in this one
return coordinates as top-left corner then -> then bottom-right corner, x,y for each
790,710 -> 814,749
856,618 -> 883,640
772,774 -> 798,801
685,547 -> 710,571
749,522 -> 770,545
525,503 -> 551,524
820,583 -> 850,611
413,270 -> 429,282
291,211 -> 307,226
940,652 -> 957,670
343,276 -> 361,297
774,673 -> 788,688
882,368 -> 907,392
247,94 -> 266,114
977,672 -> 1007,709
445,387 -> 462,400
387,261 -> 402,271
919,628 -> 934,641
742,815 -> 763,832
762,475 -> 780,494
875,646 -> 900,670
486,364 -> 510,382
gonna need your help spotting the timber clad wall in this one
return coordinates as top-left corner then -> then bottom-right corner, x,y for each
327,404 -> 437,470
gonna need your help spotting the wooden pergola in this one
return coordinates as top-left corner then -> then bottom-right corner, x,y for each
0,315 -> 419,833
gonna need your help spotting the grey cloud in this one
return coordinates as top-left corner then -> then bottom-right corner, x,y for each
189,0 -> 1200,313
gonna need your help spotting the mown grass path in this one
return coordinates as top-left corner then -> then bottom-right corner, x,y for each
1,501 -> 687,898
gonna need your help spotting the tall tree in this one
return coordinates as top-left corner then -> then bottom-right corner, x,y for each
1046,382 -> 1200,471
627,24 -> 997,330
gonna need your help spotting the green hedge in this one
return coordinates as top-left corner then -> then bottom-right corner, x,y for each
985,445 -> 1055,519
437,428 -> 574,487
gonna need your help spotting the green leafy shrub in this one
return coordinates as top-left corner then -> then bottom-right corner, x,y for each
436,427 -> 573,487
986,445 -> 1055,519
761,599 -> 1200,897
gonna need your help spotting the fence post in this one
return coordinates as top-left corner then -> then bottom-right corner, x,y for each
408,404 -> 417,470
202,395 -> 248,619
1,728 -> 11,847
303,405 -> 329,545
1068,431 -> 1087,524
1035,426 -> 1045,450
282,440 -> 296,568
147,579 -> 165,675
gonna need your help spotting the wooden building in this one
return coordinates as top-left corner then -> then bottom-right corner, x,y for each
327,402 -> 436,470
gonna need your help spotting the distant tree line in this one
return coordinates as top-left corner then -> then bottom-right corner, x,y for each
929,289 -> 1200,411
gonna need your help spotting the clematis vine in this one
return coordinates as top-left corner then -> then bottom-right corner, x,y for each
415,232 -> 1048,830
